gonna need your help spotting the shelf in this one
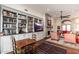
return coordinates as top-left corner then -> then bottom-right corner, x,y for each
18,23 -> 26,24
19,26 -> 26,28
3,16 -> 17,19
3,22 -> 16,24
18,18 -> 26,20
3,28 -> 16,30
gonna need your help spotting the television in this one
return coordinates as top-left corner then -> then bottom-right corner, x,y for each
34,23 -> 43,32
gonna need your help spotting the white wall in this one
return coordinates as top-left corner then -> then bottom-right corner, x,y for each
52,18 -> 61,32
0,4 -> 46,54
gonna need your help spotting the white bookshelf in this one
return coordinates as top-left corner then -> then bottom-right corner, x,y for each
0,5 -> 43,35
3,9 -> 17,35
18,14 -> 27,34
28,16 -> 34,33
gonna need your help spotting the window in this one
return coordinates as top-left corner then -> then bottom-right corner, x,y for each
62,24 -> 71,31
67,25 -> 71,31
62,20 -> 71,32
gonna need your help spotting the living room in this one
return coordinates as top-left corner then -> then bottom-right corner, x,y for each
1,4 -> 79,54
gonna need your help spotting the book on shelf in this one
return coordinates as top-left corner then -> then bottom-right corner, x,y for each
3,10 -> 17,18
18,14 -> 26,19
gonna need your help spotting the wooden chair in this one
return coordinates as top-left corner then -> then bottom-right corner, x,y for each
11,36 -> 17,54
16,39 -> 27,54
32,34 -> 39,53
12,37 -> 26,54
32,34 -> 37,40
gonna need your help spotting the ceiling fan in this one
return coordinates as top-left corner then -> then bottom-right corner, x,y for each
46,10 -> 71,20
59,11 -> 71,20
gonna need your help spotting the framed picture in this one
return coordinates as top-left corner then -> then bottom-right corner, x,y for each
57,26 -> 60,29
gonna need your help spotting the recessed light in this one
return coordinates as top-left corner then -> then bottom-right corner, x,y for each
46,8 -> 50,12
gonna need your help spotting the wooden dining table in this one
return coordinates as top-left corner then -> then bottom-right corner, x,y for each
15,39 -> 37,53
16,39 -> 36,49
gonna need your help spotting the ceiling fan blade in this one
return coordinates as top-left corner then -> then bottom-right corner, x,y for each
60,15 -> 70,18
61,16 -> 70,18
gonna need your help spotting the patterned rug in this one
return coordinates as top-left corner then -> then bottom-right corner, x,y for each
36,41 -> 66,54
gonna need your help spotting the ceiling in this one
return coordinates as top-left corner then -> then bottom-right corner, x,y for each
24,4 -> 79,18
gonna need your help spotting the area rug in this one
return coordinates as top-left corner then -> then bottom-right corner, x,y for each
36,41 -> 66,54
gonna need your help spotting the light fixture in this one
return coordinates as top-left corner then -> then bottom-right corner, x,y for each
46,8 -> 50,12
25,9 -> 28,12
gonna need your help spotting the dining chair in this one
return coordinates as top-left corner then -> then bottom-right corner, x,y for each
11,36 -> 17,54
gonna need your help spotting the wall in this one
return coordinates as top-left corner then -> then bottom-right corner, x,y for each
52,18 -> 61,32
0,4 -> 46,54
72,18 -> 79,33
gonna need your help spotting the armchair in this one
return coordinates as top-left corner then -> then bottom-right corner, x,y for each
50,32 -> 59,41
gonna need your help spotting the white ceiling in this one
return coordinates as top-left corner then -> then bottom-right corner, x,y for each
24,4 -> 79,18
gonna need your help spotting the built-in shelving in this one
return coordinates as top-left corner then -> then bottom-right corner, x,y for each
18,14 -> 27,34
28,16 -> 34,33
3,9 -> 17,35
0,5 -> 43,35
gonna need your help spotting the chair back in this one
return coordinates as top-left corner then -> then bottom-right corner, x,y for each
11,36 -> 17,54
32,34 -> 37,40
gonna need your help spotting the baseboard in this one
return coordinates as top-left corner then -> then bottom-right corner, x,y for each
6,51 -> 14,54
